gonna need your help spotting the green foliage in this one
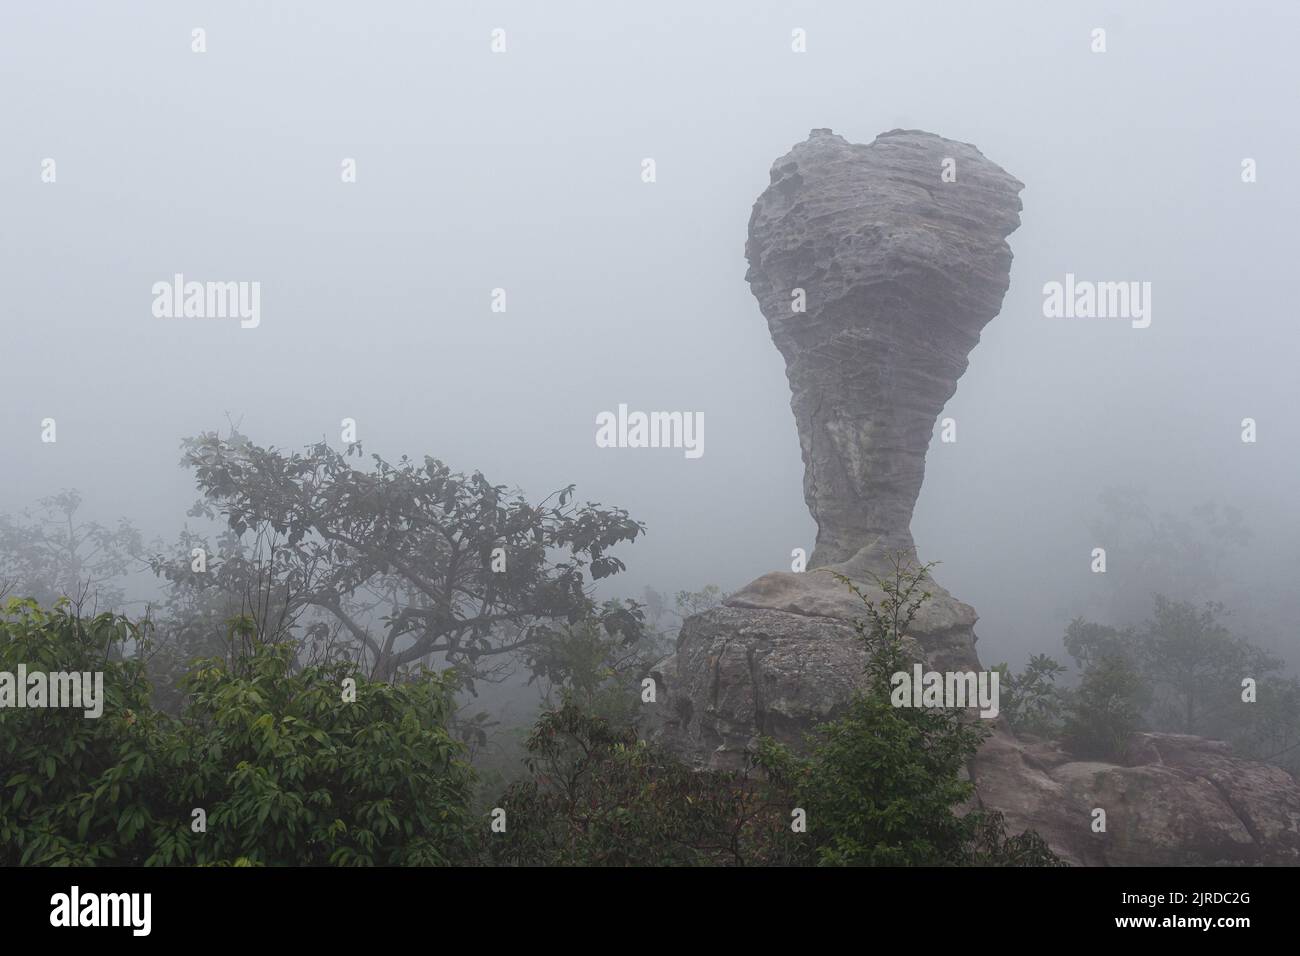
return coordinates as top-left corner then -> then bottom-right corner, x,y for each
0,491 -> 142,611
485,700 -> 798,866
1060,652 -> 1147,761
1063,617 -> 1137,669
484,559 -> 1057,867
1072,491 -> 1300,770
467,599 -> 672,813
1059,597 -> 1300,770
520,605 -> 666,729
673,585 -> 726,618
172,625 -> 474,865
4,586 -> 1061,868
995,653 -> 1067,737
753,556 -> 1060,866
962,809 -> 1065,866
1,601 -> 475,866
154,431 -> 646,686
1139,596 -> 1276,738
756,695 -> 993,865
0,599 -> 160,865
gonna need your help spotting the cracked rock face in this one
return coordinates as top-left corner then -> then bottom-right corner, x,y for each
744,128 -> 1023,571
650,128 -> 1300,865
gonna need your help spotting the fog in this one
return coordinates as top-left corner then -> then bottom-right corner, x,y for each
3,0 -> 1298,672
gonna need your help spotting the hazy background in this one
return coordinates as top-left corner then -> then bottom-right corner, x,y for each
3,0 -> 1298,669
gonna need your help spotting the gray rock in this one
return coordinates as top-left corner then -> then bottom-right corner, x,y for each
652,569 -> 982,771
655,126 -> 1014,766
651,127 -> 1300,865
971,730 -> 1300,865
744,127 -> 1023,570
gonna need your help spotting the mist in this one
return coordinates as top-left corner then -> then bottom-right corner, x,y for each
3,1 -> 1298,668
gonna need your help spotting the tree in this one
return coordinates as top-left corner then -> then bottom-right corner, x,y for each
0,600 -> 160,865
518,604 -> 667,729
0,599 -> 476,866
674,585 -> 726,618
1087,488 -> 1251,625
146,524 -> 319,715
1061,597 -> 1300,770
1060,652 -> 1147,761
0,490 -> 142,612
171,623 -> 474,865
756,555 -> 1061,866
1057,614 -> 1147,760
1139,596 -> 1276,737
3,592 -> 1061,868
996,653 -> 1067,738
638,583 -> 727,644
154,431 -> 646,686
485,700 -> 798,866
1063,616 -> 1137,669
1237,676 -> 1300,775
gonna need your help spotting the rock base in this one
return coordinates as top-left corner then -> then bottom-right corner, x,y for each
650,569 -> 1300,865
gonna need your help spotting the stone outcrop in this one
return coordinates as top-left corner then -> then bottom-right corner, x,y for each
651,128 -> 1300,865
973,730 -> 1300,865
655,127 -> 1017,768
651,567 -> 980,772
744,127 -> 1023,571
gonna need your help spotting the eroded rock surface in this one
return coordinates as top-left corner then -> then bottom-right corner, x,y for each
744,127 -> 1023,570
651,568 -> 980,771
972,730 -> 1300,865
655,127 -> 1014,766
651,127 -> 1300,865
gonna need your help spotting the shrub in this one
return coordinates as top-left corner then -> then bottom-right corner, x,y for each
1,601 -> 475,866
755,557 -> 1061,866
1060,652 -> 1146,761
485,700 -> 798,866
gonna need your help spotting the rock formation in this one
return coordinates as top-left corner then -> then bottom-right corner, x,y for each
651,128 -> 1300,865
744,127 -> 1023,571
975,729 -> 1300,865
653,128 -> 1012,771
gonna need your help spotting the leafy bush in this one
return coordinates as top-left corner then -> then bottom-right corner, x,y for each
755,558 -> 1061,866
487,557 -> 1060,867
1060,652 -> 1147,761
519,600 -> 666,729
1,600 -> 475,866
1056,598 -> 1300,769
485,701 -> 798,866
995,653 -> 1068,737
170,623 -> 475,865
0,600 -> 161,865
4,571 -> 1062,868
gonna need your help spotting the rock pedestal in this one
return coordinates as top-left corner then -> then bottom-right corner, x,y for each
655,127 -> 1018,767
744,127 -> 1023,571
651,129 -> 1300,864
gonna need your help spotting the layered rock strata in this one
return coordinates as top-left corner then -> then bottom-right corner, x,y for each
743,127 -> 1023,571
650,129 -> 1300,864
